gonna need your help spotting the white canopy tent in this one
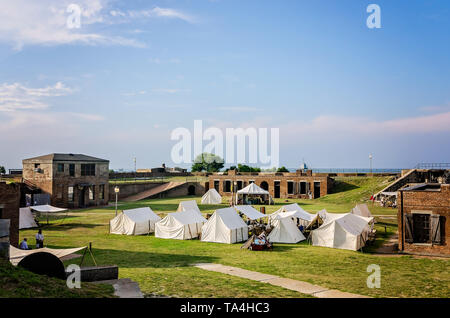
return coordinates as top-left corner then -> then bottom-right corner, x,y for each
267,214 -> 306,243
269,203 -> 315,227
311,213 -> 374,251
351,204 -> 373,218
110,207 -> 161,235
9,245 -> 86,266
30,205 -> 67,213
234,205 -> 266,220
30,204 -> 68,225
201,207 -> 249,244
201,189 -> 222,204
176,200 -> 203,217
155,210 -> 207,240
19,207 -> 38,229
236,183 -> 273,205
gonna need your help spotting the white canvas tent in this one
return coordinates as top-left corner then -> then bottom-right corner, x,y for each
110,207 -> 161,235
267,214 -> 306,243
176,200 -> 203,217
19,207 -> 38,229
269,203 -> 315,227
351,204 -> 373,218
311,213 -> 374,251
236,183 -> 273,205
155,210 -> 207,240
234,205 -> 266,220
201,189 -> 222,204
201,207 -> 249,244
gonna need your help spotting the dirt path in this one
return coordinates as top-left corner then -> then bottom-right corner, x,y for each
194,263 -> 369,298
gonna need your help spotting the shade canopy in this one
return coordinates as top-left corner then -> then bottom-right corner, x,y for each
234,205 -> 266,220
201,189 -> 222,204
110,207 -> 161,235
311,213 -> 374,251
237,183 -> 269,195
30,205 -> 67,213
176,200 -> 203,217
19,207 -> 38,229
267,215 -> 306,244
9,245 -> 86,266
155,210 -> 207,240
201,207 -> 249,244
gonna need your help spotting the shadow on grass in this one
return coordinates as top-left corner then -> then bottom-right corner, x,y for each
61,248 -> 219,269
329,180 -> 359,194
41,222 -> 103,231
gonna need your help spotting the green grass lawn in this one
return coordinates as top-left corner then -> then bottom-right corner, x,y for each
17,177 -> 449,298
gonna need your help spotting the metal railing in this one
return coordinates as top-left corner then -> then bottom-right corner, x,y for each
414,163 -> 450,169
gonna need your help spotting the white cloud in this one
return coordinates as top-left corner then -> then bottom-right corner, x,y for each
217,106 -> 260,112
0,0 -> 145,49
126,7 -> 196,23
151,88 -> 191,94
0,82 -> 73,112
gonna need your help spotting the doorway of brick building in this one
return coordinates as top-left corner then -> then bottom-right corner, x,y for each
274,181 -> 280,198
413,213 -> 431,243
314,182 -> 321,198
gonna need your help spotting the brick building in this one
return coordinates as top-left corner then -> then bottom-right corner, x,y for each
0,182 -> 20,247
208,169 -> 333,199
22,153 -> 109,208
398,183 -> 450,255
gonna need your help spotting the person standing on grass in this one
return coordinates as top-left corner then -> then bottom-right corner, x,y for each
35,229 -> 44,249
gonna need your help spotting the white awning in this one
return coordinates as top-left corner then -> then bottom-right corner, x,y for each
30,205 -> 67,213
9,245 -> 86,266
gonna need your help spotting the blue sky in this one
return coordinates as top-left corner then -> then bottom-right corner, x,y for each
0,0 -> 449,171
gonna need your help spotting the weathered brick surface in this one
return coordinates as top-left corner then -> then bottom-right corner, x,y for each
0,182 -> 20,247
209,170 -> 332,199
397,184 -> 450,255
23,156 -> 109,208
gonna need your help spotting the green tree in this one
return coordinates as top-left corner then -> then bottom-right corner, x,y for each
191,153 -> 224,172
0,166 -> 5,174
277,166 -> 289,172
237,164 -> 261,172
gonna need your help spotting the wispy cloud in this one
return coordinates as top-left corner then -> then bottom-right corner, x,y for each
217,106 -> 260,112
0,82 -> 73,112
0,1 -> 195,50
114,7 -> 196,24
151,88 -> 191,94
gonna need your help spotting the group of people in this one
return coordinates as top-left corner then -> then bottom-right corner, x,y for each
19,229 -> 44,250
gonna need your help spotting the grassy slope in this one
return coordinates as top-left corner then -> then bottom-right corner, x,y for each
16,177 -> 450,298
0,258 -> 114,298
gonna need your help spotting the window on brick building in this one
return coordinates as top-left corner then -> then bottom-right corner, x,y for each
69,164 -> 75,177
299,182 -> 307,194
224,180 -> 231,192
405,212 -> 444,245
68,187 -> 74,202
81,164 -> 96,176
89,186 -> 95,200
57,163 -> 64,173
99,185 -> 105,200
287,181 -> 294,194
57,185 -> 63,199
214,180 -> 220,192
0,206 -> 3,218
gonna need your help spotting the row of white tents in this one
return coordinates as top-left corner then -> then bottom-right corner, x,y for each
109,200 -> 375,251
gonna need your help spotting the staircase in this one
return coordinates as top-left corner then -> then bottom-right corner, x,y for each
122,182 -> 186,202
373,169 -> 417,201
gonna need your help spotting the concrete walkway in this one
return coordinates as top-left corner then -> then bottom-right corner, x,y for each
194,263 -> 369,298
95,278 -> 144,298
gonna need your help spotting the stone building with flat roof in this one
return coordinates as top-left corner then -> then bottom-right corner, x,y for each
208,168 -> 333,200
398,183 -> 450,255
22,153 -> 109,208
